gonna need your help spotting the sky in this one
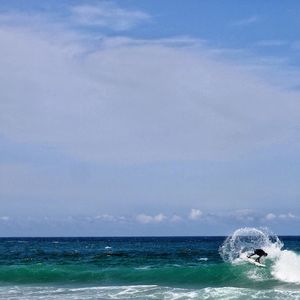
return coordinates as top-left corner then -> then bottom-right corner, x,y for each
0,0 -> 300,236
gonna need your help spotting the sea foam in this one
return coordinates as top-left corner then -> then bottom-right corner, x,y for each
270,248 -> 300,283
1,285 -> 300,300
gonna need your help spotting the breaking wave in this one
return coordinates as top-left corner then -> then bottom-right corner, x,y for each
220,227 -> 300,284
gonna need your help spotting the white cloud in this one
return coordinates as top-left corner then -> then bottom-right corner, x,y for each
93,214 -> 128,223
136,213 -> 166,224
70,3 -> 150,31
264,213 -> 276,221
0,216 -> 10,221
189,209 -> 202,220
263,212 -> 298,221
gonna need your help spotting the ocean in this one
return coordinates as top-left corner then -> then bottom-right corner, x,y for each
0,228 -> 300,299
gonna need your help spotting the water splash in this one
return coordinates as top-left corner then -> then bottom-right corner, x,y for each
219,227 -> 282,262
220,227 -> 300,284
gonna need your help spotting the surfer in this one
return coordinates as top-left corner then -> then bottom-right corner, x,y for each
247,249 -> 268,263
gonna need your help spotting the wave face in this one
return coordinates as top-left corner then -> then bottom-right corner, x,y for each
0,230 -> 300,299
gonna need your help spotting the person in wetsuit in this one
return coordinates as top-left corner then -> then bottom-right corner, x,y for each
247,249 -> 268,263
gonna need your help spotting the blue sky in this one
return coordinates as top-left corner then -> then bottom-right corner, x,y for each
0,0 -> 300,236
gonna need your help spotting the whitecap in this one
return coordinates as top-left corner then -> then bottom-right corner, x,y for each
197,257 -> 208,261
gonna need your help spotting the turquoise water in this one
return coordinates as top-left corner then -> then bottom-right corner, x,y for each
0,228 -> 300,299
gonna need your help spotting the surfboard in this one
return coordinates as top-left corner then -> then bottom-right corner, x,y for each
245,257 -> 266,267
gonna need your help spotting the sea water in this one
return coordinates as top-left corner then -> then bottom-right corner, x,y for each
0,227 -> 300,299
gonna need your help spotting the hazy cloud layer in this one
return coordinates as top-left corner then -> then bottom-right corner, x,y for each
1,18 -> 299,165
1,2 -> 300,236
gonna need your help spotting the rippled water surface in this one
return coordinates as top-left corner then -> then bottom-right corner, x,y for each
0,230 -> 299,299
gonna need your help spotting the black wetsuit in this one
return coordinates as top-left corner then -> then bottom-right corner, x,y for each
248,249 -> 267,263
254,249 -> 267,256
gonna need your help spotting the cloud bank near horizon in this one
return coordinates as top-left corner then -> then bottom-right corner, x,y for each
0,208 -> 299,236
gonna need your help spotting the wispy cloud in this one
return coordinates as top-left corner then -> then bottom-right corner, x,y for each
70,3 -> 150,31
0,2 -> 150,34
232,15 -> 259,26
255,40 -> 287,47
